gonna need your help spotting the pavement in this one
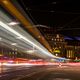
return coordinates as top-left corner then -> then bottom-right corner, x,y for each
0,64 -> 80,80
19,66 -> 80,80
0,64 -> 57,80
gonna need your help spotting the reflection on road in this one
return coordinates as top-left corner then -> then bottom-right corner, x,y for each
0,61 -> 80,80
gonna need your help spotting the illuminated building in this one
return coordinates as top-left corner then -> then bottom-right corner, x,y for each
52,34 -> 67,57
52,34 -> 80,59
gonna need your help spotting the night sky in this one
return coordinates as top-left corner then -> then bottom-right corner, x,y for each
17,0 -> 80,45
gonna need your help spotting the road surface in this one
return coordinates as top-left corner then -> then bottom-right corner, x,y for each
0,64 -> 80,80
19,66 -> 80,80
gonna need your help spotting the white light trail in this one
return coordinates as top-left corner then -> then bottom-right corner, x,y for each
8,21 -> 19,26
0,21 -> 56,58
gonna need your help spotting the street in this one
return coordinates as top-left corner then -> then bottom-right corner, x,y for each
0,64 -> 57,80
0,64 -> 80,80
19,65 -> 80,80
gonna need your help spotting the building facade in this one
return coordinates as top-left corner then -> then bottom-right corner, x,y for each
52,34 -> 80,60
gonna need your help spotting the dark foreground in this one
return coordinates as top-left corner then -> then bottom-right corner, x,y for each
0,64 -> 80,80
20,66 -> 80,80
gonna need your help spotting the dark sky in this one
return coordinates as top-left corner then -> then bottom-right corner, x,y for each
17,0 -> 80,39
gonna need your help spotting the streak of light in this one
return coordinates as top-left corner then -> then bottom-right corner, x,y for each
0,21 -> 55,58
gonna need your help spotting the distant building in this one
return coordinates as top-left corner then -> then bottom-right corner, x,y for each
52,34 -> 80,60
52,34 -> 67,57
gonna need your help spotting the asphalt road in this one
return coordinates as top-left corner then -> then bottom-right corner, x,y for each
0,65 -> 80,80
0,64 -> 57,80
19,66 -> 80,80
